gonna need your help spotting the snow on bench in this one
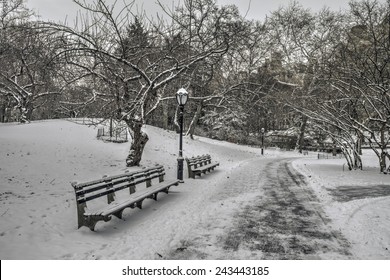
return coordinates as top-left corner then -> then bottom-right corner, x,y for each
185,154 -> 219,179
71,165 -> 180,231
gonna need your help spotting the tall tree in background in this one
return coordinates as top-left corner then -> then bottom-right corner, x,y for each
185,17 -> 273,142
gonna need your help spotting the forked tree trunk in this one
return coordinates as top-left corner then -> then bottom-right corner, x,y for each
334,137 -> 362,170
19,97 -> 33,123
344,152 -> 354,171
125,119 -> 149,166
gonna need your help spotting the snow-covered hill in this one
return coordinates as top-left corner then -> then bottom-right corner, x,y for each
0,120 -> 389,259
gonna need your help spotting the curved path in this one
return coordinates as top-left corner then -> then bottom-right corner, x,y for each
167,157 -> 352,259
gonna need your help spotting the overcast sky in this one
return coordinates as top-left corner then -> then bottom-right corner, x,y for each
25,0 -> 361,23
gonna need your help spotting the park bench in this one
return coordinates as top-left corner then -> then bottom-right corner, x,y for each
185,154 -> 219,179
71,165 -> 180,231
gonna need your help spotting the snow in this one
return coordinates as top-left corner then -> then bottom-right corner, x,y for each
0,119 -> 389,260
293,151 -> 390,259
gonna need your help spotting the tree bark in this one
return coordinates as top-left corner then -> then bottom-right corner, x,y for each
356,131 -> 363,156
125,119 -> 149,167
379,127 -> 387,173
18,96 -> 33,123
353,149 -> 363,170
296,115 -> 308,153
162,101 -> 169,130
186,101 -> 203,140
0,104 -> 5,123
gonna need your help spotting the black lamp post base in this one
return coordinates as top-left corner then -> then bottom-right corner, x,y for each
177,156 -> 184,182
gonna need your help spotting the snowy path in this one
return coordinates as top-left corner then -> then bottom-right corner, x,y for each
245,158 -> 352,259
166,158 -> 352,260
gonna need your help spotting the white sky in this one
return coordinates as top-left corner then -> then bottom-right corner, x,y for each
24,0 -> 358,23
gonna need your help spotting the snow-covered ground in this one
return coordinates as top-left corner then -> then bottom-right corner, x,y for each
0,120 -> 389,259
293,151 -> 390,259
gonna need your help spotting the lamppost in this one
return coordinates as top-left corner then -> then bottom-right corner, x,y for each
261,127 -> 265,155
176,88 -> 189,182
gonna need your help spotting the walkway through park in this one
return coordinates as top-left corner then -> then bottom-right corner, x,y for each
167,157 -> 352,260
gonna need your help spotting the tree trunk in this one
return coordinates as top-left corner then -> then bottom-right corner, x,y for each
0,104 -> 4,123
335,138 -> 360,170
385,152 -> 390,174
162,101 -> 169,130
125,119 -> 149,167
379,126 -> 387,173
356,131 -> 363,156
346,139 -> 362,170
379,151 -> 387,173
186,101 -> 203,140
353,149 -> 363,170
296,115 -> 308,153
341,145 -> 354,171
18,97 -> 33,123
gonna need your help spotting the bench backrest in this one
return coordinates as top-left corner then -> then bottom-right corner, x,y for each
71,165 -> 165,206
185,154 -> 212,168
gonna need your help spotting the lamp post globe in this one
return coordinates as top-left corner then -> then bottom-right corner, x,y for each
176,88 -> 188,182
176,88 -> 188,106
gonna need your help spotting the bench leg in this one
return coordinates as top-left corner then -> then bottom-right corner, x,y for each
76,203 -> 87,229
87,219 -> 98,231
136,200 -> 143,209
153,188 -> 170,201
113,209 -> 125,220
84,215 -> 111,231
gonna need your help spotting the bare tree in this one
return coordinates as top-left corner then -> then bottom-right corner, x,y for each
45,0 -> 239,166
332,0 -> 390,172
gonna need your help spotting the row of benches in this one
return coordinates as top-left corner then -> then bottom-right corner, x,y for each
72,154 -> 219,231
